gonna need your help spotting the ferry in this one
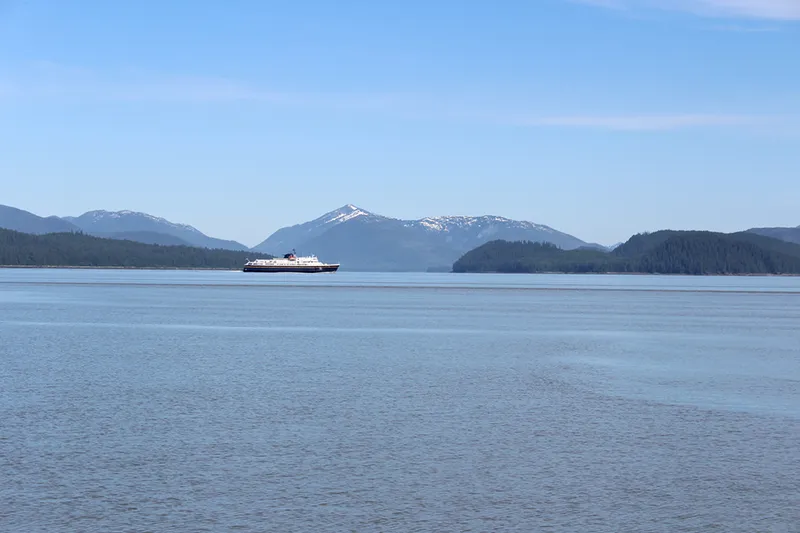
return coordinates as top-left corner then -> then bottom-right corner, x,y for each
243,251 -> 339,273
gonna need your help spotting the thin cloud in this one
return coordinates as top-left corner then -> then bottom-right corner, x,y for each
2,62 -> 406,110
0,63 -> 782,133
572,0 -> 800,20
514,114 -> 768,131
706,24 -> 781,32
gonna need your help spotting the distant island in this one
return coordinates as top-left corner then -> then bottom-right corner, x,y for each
0,229 -> 271,269
452,231 -> 800,275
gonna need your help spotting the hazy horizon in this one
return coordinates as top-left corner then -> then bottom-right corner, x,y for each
2,0 -> 798,246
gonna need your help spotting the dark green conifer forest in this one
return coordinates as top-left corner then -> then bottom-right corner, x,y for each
0,229 -> 269,269
453,231 -> 800,275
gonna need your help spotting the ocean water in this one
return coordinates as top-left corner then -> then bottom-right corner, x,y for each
1,269 -> 798,532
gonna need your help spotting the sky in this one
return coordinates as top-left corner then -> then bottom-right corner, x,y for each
1,0 -> 798,247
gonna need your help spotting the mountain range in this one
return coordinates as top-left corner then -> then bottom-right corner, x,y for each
252,204 -> 600,271
2,203 -> 798,272
63,210 -> 249,250
0,205 -> 248,250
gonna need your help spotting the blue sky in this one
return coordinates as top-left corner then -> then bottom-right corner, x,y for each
1,0 -> 798,246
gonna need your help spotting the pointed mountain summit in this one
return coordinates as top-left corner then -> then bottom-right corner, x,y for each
321,204 -> 377,224
252,204 -> 592,271
66,210 -> 248,250
252,204 -> 382,254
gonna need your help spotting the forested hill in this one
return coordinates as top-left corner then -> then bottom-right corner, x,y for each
452,231 -> 800,275
0,229 -> 271,269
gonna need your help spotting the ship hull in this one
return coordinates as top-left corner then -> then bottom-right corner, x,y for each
243,264 -> 339,273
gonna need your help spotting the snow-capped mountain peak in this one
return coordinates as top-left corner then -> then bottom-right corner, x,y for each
78,209 -> 201,234
412,214 -> 554,233
252,204 -> 589,260
318,204 -> 375,225
64,209 -> 248,250
310,206 -> 559,235
253,204 -> 379,253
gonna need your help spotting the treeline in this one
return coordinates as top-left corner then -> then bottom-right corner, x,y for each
453,231 -> 800,275
0,229 -> 270,269
453,241 -> 613,273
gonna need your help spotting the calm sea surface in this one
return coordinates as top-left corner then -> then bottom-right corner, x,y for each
1,269 -> 799,532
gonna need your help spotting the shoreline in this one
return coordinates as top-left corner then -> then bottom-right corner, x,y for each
451,270 -> 800,277
1,265 -> 799,277
0,265 -> 239,271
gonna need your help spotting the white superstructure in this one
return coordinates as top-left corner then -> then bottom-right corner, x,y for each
243,251 -> 339,273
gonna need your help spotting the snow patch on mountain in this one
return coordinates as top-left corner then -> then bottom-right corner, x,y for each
310,206 -> 558,236
81,210 -> 201,233
253,203 -> 589,259
412,215 -> 555,233
323,205 -> 371,225
65,209 -> 248,250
